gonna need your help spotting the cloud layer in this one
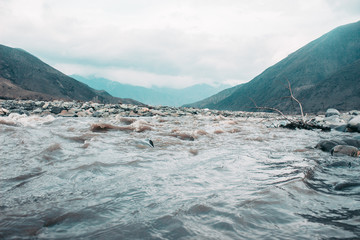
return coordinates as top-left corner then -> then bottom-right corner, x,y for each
1,0 -> 359,88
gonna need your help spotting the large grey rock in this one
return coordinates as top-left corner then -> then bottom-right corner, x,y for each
316,138 -> 360,152
325,108 -> 340,117
331,145 -> 360,157
316,140 -> 347,152
323,114 -> 346,129
347,116 -> 360,133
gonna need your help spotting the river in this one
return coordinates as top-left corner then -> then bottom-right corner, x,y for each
1,113 -> 360,239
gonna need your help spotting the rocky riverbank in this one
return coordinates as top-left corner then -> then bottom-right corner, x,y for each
0,99 -> 359,133
0,99 -> 274,118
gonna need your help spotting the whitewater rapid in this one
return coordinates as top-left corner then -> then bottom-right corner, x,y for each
1,113 -> 360,239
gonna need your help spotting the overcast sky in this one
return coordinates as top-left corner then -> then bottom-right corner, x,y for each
1,0 -> 359,88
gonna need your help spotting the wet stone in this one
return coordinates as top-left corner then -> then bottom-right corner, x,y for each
50,107 -> 64,114
347,116 -> 360,133
325,108 -> 340,117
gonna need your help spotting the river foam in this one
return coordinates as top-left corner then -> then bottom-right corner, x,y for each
1,114 -> 360,239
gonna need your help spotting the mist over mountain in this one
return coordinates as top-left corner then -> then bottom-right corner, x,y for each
0,44 -> 141,105
185,21 -> 360,113
72,75 -> 230,107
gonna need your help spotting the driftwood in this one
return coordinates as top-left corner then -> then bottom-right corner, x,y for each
282,121 -> 330,131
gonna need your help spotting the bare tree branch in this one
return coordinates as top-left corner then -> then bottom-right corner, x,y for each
249,81 -> 330,131
249,97 -> 292,122
285,78 -> 305,123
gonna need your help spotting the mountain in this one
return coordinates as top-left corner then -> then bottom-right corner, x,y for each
72,75 -> 230,107
183,84 -> 243,109
0,44 -> 141,105
185,21 -> 360,113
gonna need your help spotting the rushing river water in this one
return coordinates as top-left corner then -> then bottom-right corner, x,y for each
1,113 -> 360,239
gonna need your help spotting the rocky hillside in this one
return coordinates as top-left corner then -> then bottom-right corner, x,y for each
185,21 -> 360,113
0,44 -> 141,105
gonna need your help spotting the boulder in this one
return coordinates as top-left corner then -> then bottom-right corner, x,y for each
0,108 -> 9,116
349,110 -> 360,116
324,114 -> 345,126
334,125 -> 348,132
316,140 -> 347,152
316,138 -> 360,152
50,106 -> 64,114
347,116 -> 360,133
325,108 -> 340,117
341,139 -> 360,148
331,145 -> 360,157
58,109 -> 77,117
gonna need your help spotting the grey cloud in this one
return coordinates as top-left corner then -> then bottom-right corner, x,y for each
1,0 -> 359,88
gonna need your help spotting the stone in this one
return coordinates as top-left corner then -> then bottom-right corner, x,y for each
91,103 -> 102,110
50,106 -> 64,114
42,102 -> 50,109
325,108 -> 340,117
347,116 -> 360,133
349,110 -> 360,116
343,138 -> 360,148
58,109 -> 77,117
331,145 -> 360,157
315,140 -> 347,152
0,108 -> 9,116
76,111 -> 89,117
35,101 -> 45,107
324,115 -> 345,128
316,138 -> 360,152
334,125 -> 348,132
23,102 -> 36,111
33,108 -> 43,114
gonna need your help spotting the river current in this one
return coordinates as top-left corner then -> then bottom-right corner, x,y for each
1,113 -> 360,239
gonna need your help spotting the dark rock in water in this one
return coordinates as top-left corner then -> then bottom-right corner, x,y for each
325,108 -> 340,117
343,139 -> 360,148
334,181 -> 360,191
349,110 -> 360,116
23,102 -> 36,111
50,106 -> 63,114
92,112 -> 103,118
315,140 -> 347,152
331,145 -> 360,157
316,139 -> 360,152
334,124 -> 348,132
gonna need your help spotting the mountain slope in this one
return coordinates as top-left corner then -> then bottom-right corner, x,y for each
186,21 -> 360,113
299,59 -> 360,112
182,84 -> 243,108
72,75 -> 230,107
0,44 -> 141,104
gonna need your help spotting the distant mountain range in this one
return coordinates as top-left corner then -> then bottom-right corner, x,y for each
2,20 -> 359,112
72,75 -> 230,107
185,21 -> 360,113
0,44 -> 141,105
